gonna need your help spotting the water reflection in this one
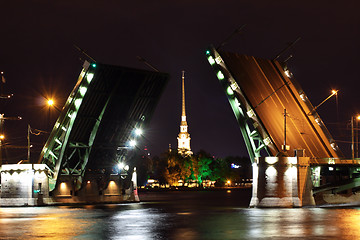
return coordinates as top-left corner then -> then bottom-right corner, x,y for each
0,207 -> 98,239
1,192 -> 360,239
109,207 -> 171,240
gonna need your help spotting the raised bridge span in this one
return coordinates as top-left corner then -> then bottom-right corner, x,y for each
0,61 -> 169,206
37,61 -> 168,203
205,46 -> 360,207
205,46 -> 343,161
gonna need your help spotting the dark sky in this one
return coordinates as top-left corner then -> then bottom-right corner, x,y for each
0,1 -> 359,161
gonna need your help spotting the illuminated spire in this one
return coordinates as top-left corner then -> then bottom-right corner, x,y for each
181,70 -> 186,120
178,71 -> 192,156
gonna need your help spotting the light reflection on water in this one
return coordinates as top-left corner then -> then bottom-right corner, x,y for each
0,191 -> 360,239
109,207 -> 172,240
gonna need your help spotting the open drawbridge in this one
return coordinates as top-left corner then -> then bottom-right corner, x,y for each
39,61 -> 168,191
205,46 -> 360,206
205,46 -> 343,163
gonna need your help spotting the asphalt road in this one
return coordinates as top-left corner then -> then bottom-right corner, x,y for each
220,51 -> 342,159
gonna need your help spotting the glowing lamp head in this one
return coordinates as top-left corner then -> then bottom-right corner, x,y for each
129,140 -> 137,147
226,86 -> 234,96
331,89 -> 338,95
47,99 -> 54,106
118,162 -> 125,170
134,128 -> 143,136
0,134 -> 4,140
207,56 -> 215,65
217,71 -> 225,80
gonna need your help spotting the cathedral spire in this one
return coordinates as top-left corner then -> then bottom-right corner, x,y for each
177,71 -> 192,156
181,70 -> 186,119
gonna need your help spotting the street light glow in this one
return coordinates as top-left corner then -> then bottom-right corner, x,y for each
118,162 -> 125,169
47,99 -> 54,106
134,128 -> 143,136
129,140 -> 136,147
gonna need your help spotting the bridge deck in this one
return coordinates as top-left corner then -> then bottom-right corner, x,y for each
218,51 -> 343,159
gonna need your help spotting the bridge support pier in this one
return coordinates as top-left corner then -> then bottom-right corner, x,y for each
250,156 -> 315,207
51,169 -> 139,204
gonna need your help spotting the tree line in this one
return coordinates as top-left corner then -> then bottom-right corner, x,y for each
135,149 -> 252,187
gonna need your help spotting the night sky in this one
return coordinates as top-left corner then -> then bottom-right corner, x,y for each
0,1 -> 359,162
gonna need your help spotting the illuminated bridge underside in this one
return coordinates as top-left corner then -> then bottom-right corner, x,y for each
39,61 -> 168,191
206,46 -> 343,161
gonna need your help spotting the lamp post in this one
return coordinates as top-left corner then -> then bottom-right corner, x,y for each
308,89 -> 338,115
351,115 -> 360,159
332,89 -> 339,123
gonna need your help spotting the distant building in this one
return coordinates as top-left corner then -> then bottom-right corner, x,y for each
177,71 -> 192,156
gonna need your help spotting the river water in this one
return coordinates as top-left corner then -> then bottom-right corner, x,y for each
0,189 -> 359,239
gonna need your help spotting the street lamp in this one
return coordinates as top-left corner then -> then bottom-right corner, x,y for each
47,99 -> 54,106
46,98 -> 55,131
308,89 -> 339,115
351,115 -> 360,159
0,134 -> 5,147
332,89 -> 340,123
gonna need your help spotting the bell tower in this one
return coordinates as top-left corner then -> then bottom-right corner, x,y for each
177,71 -> 192,156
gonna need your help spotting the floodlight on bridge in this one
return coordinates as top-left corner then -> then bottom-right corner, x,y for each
118,162 -> 125,170
207,56 -> 216,65
129,140 -> 137,148
226,86 -> 234,96
134,128 -> 143,136
217,71 -> 225,80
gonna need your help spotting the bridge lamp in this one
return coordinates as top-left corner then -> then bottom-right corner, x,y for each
79,86 -> 87,97
118,162 -> 125,170
217,71 -> 225,80
134,128 -> 143,136
207,56 -> 215,65
0,134 -> 4,145
129,140 -> 137,147
284,69 -> 292,78
226,86 -> 234,96
86,73 -> 94,83
74,99 -> 82,109
299,93 -> 306,101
